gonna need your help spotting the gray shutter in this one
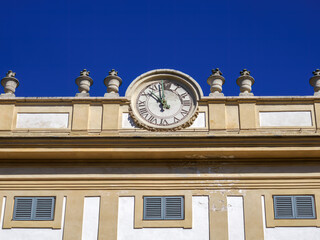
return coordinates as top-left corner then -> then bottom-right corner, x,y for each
34,197 -> 55,220
164,197 -> 184,220
274,196 -> 294,219
144,197 -> 162,219
13,197 -> 33,220
295,196 -> 315,219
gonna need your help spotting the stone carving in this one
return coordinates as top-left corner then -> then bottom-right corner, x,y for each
207,68 -> 225,97
104,69 -> 122,97
236,69 -> 255,96
0,70 -> 20,98
309,69 -> 320,96
75,69 -> 93,97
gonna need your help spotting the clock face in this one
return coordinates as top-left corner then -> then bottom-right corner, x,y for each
133,80 -> 196,129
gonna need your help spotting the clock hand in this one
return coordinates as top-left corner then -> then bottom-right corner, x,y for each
150,91 -> 161,102
160,80 -> 170,109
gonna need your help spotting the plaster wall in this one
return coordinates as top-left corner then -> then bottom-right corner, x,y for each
262,196 -> 320,240
227,196 -> 245,240
259,111 -> 312,127
117,196 -> 209,240
16,113 -> 69,129
82,197 -> 100,240
0,197 -> 66,240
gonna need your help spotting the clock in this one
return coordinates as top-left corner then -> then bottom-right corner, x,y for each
129,79 -> 198,131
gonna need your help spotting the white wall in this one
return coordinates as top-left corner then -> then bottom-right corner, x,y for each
259,111 -> 312,127
16,113 -> 69,129
82,197 -> 100,240
0,197 -> 66,240
227,196 -> 245,240
262,196 -> 320,240
117,196 -> 209,240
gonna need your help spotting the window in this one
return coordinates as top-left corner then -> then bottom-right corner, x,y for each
274,195 -> 316,219
13,197 -> 55,221
143,196 -> 184,220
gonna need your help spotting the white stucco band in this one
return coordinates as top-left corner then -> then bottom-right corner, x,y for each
117,196 -> 209,240
259,111 -> 312,127
16,113 -> 69,129
0,197 -> 66,240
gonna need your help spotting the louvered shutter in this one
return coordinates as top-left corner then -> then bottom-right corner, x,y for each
144,197 -> 162,219
164,197 -> 184,220
34,197 -> 55,220
274,196 -> 294,219
13,197 -> 33,220
295,196 -> 315,219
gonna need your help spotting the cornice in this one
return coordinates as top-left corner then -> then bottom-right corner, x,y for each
1,135 -> 320,160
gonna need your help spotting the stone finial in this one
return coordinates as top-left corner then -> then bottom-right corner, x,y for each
236,69 -> 255,96
75,69 -> 93,97
207,68 -> 225,97
309,69 -> 320,96
1,70 -> 20,98
104,69 -> 122,97
80,69 -> 90,76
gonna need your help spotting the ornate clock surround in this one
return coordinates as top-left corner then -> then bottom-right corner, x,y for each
126,69 -> 203,131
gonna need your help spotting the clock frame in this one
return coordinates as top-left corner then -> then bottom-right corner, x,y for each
126,69 -> 203,131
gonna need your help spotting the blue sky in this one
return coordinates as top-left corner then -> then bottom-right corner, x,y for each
0,0 -> 319,97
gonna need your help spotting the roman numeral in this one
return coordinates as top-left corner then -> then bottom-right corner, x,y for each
138,100 -> 146,107
182,100 -> 191,106
164,83 -> 171,90
181,109 -> 188,117
180,92 -> 188,99
147,115 -> 157,124
139,107 -> 148,117
173,85 -> 181,91
174,117 -> 180,123
149,84 -> 158,91
160,119 -> 169,125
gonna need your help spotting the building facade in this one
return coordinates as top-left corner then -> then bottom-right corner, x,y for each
0,69 -> 320,240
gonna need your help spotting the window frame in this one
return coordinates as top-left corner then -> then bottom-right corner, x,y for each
13,196 -> 55,221
143,196 -> 184,220
133,192 -> 192,229
2,192 -> 64,229
264,191 -> 320,227
273,195 -> 316,219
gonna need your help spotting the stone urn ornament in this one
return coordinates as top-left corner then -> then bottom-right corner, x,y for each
75,69 -> 93,97
207,68 -> 225,97
236,69 -> 255,96
309,69 -> 320,96
104,69 -> 122,97
1,70 -> 19,97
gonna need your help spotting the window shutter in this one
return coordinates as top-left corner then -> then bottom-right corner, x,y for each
13,198 -> 33,220
144,197 -> 162,219
164,197 -> 184,220
274,196 -> 294,219
295,196 -> 315,219
34,197 -> 55,220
